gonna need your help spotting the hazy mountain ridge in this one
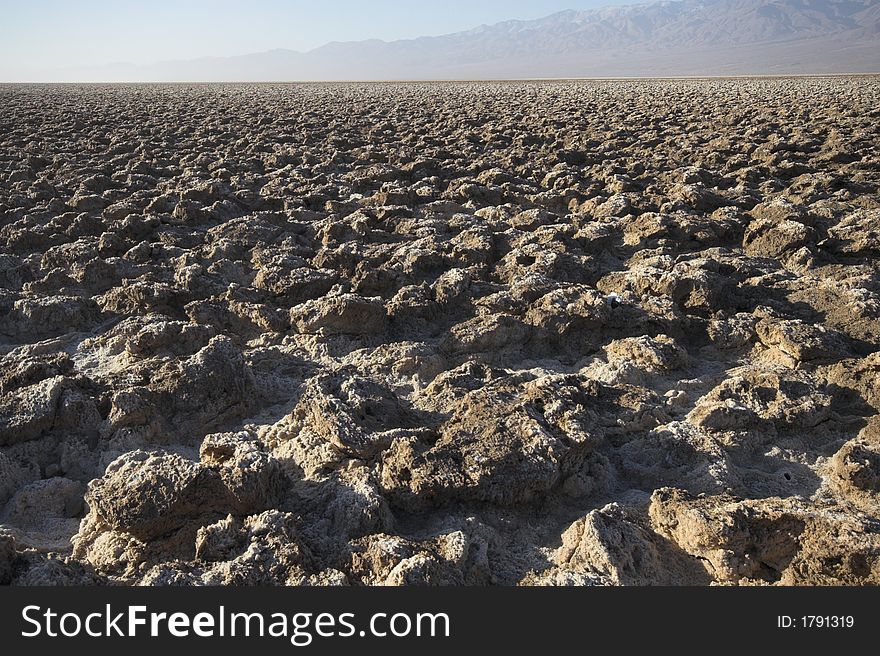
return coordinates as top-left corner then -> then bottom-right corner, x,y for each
21,0 -> 880,81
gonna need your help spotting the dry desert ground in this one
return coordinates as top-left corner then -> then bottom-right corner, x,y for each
1,78 -> 880,585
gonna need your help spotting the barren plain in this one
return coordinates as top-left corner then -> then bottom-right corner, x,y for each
1,79 -> 879,586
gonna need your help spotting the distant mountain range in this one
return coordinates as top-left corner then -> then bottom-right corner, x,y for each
27,0 -> 880,81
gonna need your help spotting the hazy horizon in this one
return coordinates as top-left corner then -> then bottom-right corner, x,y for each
2,0 -> 878,82
1,0 -> 637,81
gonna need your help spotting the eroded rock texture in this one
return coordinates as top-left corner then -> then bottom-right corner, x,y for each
1,79 -> 879,585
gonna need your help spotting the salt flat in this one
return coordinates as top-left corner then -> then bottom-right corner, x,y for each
1,79 -> 879,585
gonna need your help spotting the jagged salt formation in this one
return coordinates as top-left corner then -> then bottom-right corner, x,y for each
1,79 -> 879,585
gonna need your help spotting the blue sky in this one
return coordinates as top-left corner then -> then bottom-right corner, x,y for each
1,0 -> 637,72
